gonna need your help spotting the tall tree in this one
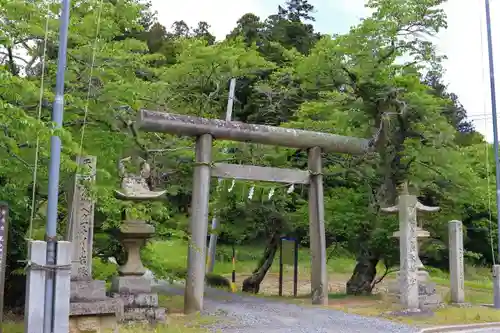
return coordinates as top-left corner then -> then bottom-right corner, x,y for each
227,13 -> 264,47
171,20 -> 190,37
193,21 -> 216,45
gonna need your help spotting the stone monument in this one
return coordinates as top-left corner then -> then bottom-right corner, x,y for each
66,156 -> 124,333
110,156 -> 166,322
448,220 -> 468,306
382,183 -> 441,311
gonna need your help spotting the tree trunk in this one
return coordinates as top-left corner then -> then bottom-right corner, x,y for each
242,233 -> 280,294
346,255 -> 379,295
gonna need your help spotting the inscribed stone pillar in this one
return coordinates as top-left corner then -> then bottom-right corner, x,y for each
493,265 -> 500,308
184,134 -> 212,314
307,146 -> 328,306
448,220 -> 465,304
0,202 -> 8,325
382,193 -> 420,311
67,156 -> 97,280
66,156 -> 124,332
398,194 -> 420,310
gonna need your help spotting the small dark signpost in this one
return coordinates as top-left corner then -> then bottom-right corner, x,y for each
279,237 -> 299,297
0,202 -> 8,327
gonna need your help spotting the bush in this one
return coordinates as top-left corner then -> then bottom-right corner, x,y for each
92,257 -> 118,281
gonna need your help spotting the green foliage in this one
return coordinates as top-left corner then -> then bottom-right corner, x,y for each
0,0 -> 495,307
92,257 -> 118,282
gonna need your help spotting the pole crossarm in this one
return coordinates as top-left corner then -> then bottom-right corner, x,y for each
138,110 -> 371,155
211,163 -> 310,184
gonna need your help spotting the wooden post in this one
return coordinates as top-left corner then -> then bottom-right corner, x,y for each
24,241 -> 47,333
231,244 -> 236,292
0,202 -> 8,327
308,147 -> 328,305
184,134 -> 213,314
279,238 -> 283,297
53,241 -> 71,333
293,239 -> 299,298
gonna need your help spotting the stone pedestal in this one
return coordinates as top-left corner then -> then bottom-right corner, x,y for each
388,227 -> 442,309
69,316 -> 118,333
382,187 -> 440,311
388,271 -> 442,309
69,280 -> 124,333
110,220 -> 166,323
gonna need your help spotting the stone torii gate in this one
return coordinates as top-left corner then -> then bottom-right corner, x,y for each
137,110 -> 371,314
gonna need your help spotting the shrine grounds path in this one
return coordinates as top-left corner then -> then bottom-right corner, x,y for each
154,281 -> 419,333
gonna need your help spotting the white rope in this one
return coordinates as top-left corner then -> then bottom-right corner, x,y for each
478,0 -> 496,265
77,0 -> 104,155
28,5 -> 51,242
67,0 -> 104,231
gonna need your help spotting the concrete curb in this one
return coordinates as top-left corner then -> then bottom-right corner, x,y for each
419,322 -> 500,332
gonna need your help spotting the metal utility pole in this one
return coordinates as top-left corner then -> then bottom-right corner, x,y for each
485,0 -> 500,309
206,78 -> 236,273
44,0 -> 71,331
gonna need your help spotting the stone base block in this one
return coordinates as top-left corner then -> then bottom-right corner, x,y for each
389,288 -> 442,310
69,315 -> 118,333
110,292 -> 159,308
388,273 -> 442,310
389,308 -> 434,318
394,270 -> 430,280
70,298 -> 124,319
389,271 -> 431,294
111,276 -> 151,294
123,307 -> 166,323
419,281 -> 437,295
419,293 -> 442,309
450,302 -> 472,308
71,280 -> 107,301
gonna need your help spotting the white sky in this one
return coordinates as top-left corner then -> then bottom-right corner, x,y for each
151,0 -> 496,141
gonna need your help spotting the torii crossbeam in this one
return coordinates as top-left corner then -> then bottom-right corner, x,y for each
137,109 -> 372,313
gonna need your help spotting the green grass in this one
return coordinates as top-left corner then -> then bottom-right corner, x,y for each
10,238 -> 499,330
91,237 -> 363,282
140,238 -> 360,277
90,237 -> 498,302
87,238 -> 500,328
123,238 -> 494,293
4,321 -> 210,333
3,321 -> 23,333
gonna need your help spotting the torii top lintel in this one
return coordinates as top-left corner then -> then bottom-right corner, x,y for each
138,109 -> 371,155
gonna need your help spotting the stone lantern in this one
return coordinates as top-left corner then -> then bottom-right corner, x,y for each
110,156 -> 166,322
382,182 -> 442,310
386,217 -> 442,309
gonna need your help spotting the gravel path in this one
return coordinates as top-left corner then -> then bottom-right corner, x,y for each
153,281 -> 420,333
